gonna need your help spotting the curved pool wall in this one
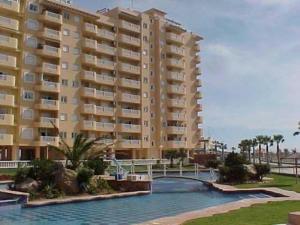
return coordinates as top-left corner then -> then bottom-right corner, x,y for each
0,175 -> 271,225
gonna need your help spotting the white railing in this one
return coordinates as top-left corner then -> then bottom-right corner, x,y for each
41,136 -> 57,143
122,93 -> 140,100
45,11 -> 61,19
122,123 -> 140,130
168,72 -> 184,81
42,80 -> 58,88
97,29 -> 115,39
85,23 -> 96,32
0,34 -> 9,43
45,28 -> 60,37
96,105 -> 114,113
41,117 -> 57,123
122,108 -> 140,114
120,49 -> 140,58
45,63 -> 58,70
97,44 -> 115,53
0,74 -> 8,80
84,104 -> 94,111
168,126 -> 186,132
41,99 -> 58,105
83,120 -> 94,128
0,161 -> 31,169
0,53 -> 8,61
169,112 -> 185,119
96,90 -> 114,98
97,59 -> 115,67
169,85 -> 185,93
120,34 -> 140,44
96,74 -> 115,82
111,159 -> 169,166
0,15 -> 11,24
120,63 -> 140,72
95,122 -> 114,129
44,45 -> 59,53
0,0 -> 13,6
83,71 -> 95,80
121,78 -> 140,86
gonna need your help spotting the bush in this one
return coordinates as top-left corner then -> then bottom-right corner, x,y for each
42,184 -> 63,199
77,167 -> 94,187
27,160 -> 57,187
83,159 -> 108,175
96,178 -> 111,191
14,167 -> 30,184
205,159 -> 221,169
225,152 -> 247,167
254,164 -> 270,181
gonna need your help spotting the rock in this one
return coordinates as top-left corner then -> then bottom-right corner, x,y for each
54,165 -> 79,194
15,178 -> 39,193
244,164 -> 257,178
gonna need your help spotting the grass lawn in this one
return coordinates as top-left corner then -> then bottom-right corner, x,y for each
235,174 -> 300,193
184,201 -> 300,225
0,168 -> 17,176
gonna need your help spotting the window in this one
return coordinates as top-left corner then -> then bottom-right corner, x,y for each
59,132 -> 67,139
74,16 -> 80,23
151,141 -> 154,146
143,36 -> 148,41
72,64 -> 80,71
142,50 -> 147,55
63,12 -> 70,20
61,62 -> 68,70
28,3 -> 38,13
71,114 -> 78,122
61,96 -> 67,103
26,19 -> 39,30
143,77 -> 148,83
73,31 -> 80,39
71,132 -> 77,138
151,113 -> 154,118
151,98 -> 154,104
72,98 -> 78,105
21,128 -> 33,140
150,85 -> 154,90
62,45 -> 69,53
63,29 -> 70,36
144,136 -> 149,141
143,23 -> 148,29
150,71 -> 153,76
150,31 -> 153,36
150,57 -> 153,63
22,108 -> 33,120
23,72 -> 35,83
143,92 -> 148,98
23,90 -> 34,101
60,113 -> 67,121
143,64 -> 148,69
72,80 -> 79,87
144,121 -> 148,127
61,79 -> 68,86
150,19 -> 153,23
73,48 -> 80,55
143,107 -> 148,112
25,36 -> 37,48
24,53 -> 36,65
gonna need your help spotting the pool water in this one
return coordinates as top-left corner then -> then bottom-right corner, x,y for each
0,176 -> 271,225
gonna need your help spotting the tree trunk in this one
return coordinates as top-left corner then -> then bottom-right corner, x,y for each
259,144 -> 261,164
248,148 -> 251,162
253,147 -> 255,164
277,143 -> 280,167
170,157 -> 174,168
266,144 -> 269,164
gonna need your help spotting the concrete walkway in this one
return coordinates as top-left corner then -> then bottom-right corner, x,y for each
138,183 -> 300,225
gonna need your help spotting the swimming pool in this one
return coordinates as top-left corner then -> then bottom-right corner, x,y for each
0,176 -> 271,225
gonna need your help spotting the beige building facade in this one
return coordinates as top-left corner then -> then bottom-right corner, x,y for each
0,0 -> 202,160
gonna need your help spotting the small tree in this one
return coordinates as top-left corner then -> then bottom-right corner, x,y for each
164,150 -> 179,168
273,134 -> 284,166
254,164 -> 270,181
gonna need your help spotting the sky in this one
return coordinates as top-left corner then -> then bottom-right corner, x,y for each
74,0 -> 300,152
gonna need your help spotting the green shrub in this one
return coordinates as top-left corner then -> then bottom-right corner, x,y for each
83,159 -> 108,175
14,167 -> 30,184
77,167 -> 94,187
205,159 -> 221,169
254,164 -> 270,181
96,178 -> 111,191
225,152 -> 247,167
42,184 -> 63,199
28,160 -> 57,187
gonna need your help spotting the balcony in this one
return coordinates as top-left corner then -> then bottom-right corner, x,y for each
81,120 -> 95,130
95,73 -> 115,86
167,126 -> 186,134
0,74 -> 15,87
116,124 -> 141,133
39,28 -> 61,42
195,92 -> 202,99
40,11 -> 62,25
0,54 -> 16,69
81,104 -> 95,114
37,45 -> 61,58
119,20 -> 140,33
119,78 -> 140,89
119,34 -> 140,47
167,112 -> 185,121
195,79 -> 202,87
167,85 -> 185,95
196,104 -> 202,111
119,63 -> 140,75
38,136 -> 59,147
118,108 -> 140,119
119,93 -> 140,104
167,141 -> 186,148
194,55 -> 201,64
0,34 -> 17,50
96,59 -> 115,70
95,122 -> 115,132
35,117 -> 59,128
97,29 -> 115,41
82,54 -> 96,66
95,90 -> 115,101
96,44 -> 116,55
36,99 -> 59,111
0,15 -> 18,31
83,23 -> 97,35
81,70 -> 95,82
167,99 -> 185,108
166,32 -> 183,45
81,87 -> 95,98
0,93 -> 14,107
118,49 -> 140,61
166,45 -> 184,56
194,45 -> 200,52
196,116 -> 203,123
37,63 -> 60,75
0,114 -> 14,125
0,0 -> 19,13
82,38 -> 97,50
195,67 -> 201,75
0,133 -> 13,145
166,58 -> 184,69
118,139 -> 141,148
167,72 -> 184,82
95,105 -> 114,116
36,80 -> 60,93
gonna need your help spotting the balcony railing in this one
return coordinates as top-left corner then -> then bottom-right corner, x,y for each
97,29 -> 115,40
84,22 -> 97,34
0,114 -> 14,125
0,34 -> 17,49
95,74 -> 115,84
167,72 -> 184,81
97,44 -> 115,55
119,34 -> 140,46
120,78 -> 140,88
95,105 -> 114,115
96,59 -> 115,70
41,11 -> 62,25
119,49 -> 140,60
118,123 -> 141,133
167,99 -> 185,108
166,32 -> 183,44
0,0 -> 20,12
0,53 -> 16,68
167,126 -> 186,134
0,74 -> 15,87
167,85 -> 185,94
95,122 -> 115,131
37,99 -> 59,110
0,93 -> 14,106
39,136 -> 59,146
0,15 -> 18,30
119,20 -> 140,33
41,28 -> 61,41
119,63 -> 140,74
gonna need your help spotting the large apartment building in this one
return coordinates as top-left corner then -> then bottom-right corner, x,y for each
0,0 -> 202,161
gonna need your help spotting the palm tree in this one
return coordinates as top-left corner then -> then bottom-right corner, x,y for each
238,139 -> 251,161
250,138 -> 258,164
49,133 -> 112,170
164,150 -> 179,168
262,136 -> 273,165
273,134 -> 284,166
256,135 -> 265,164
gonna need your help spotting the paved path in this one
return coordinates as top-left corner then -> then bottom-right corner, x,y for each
138,183 -> 300,225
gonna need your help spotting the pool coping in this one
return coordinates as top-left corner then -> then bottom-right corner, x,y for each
137,182 -> 300,225
25,190 -> 150,208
